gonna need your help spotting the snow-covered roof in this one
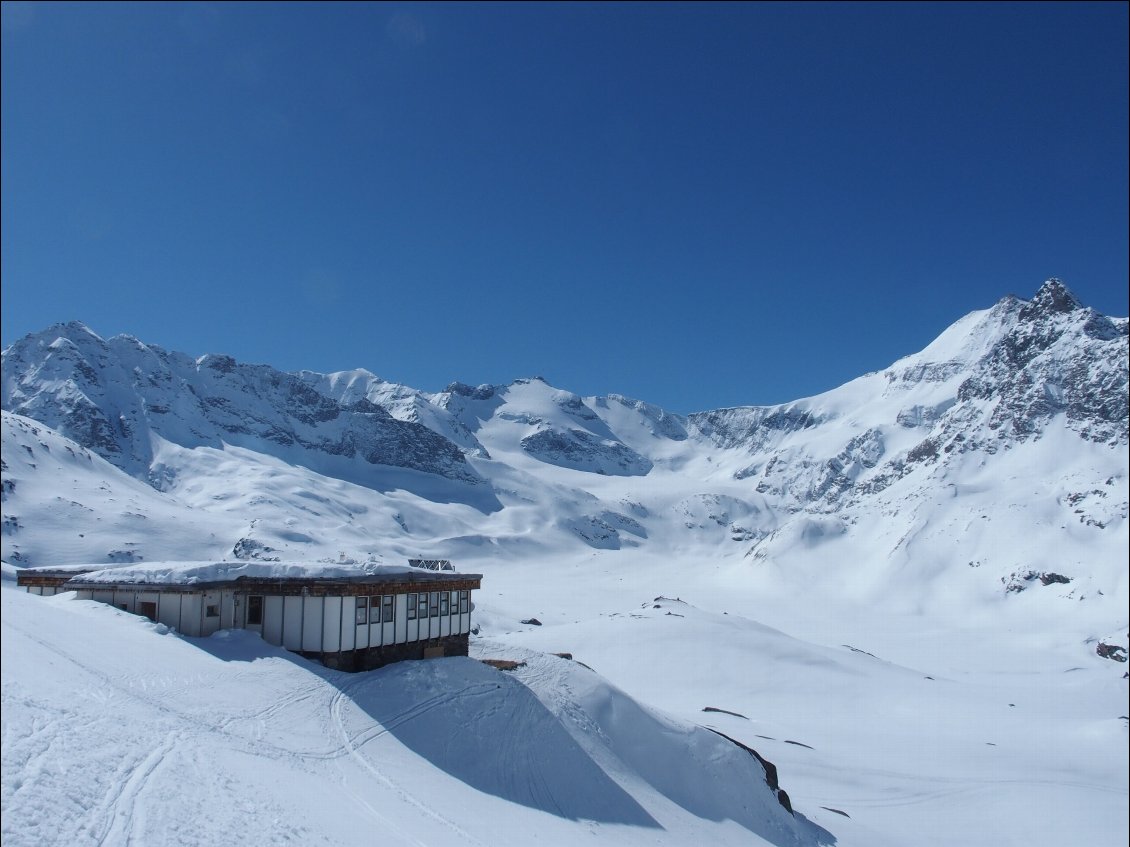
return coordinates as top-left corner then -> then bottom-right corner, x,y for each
20,560 -> 481,589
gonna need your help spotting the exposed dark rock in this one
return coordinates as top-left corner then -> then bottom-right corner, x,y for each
520,618 -> 542,626
1003,570 -> 1073,592
1096,643 -> 1127,662
1019,278 -> 1081,318
907,438 -> 940,463
232,537 -> 280,561
201,354 -> 237,373
688,405 -> 821,451
520,428 -> 652,476
702,706 -> 749,719
776,789 -> 793,815
480,659 -> 526,671
444,381 -> 497,400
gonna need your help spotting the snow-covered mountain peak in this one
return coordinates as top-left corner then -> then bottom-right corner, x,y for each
1023,276 -> 1083,316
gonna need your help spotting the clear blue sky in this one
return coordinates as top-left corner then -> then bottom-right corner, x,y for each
3,2 -> 1127,413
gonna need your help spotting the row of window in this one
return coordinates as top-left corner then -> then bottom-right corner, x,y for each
357,590 -> 471,625
235,591 -> 472,626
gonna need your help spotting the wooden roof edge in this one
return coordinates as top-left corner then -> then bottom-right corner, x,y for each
61,573 -> 484,593
15,569 -> 96,585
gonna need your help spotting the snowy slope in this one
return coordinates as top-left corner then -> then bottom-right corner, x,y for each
1,587 -> 830,847
1,412 -> 239,566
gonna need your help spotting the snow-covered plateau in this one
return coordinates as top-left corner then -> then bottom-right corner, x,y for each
2,279 -> 1127,846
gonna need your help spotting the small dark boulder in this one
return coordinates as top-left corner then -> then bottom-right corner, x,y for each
521,618 -> 542,626
703,706 -> 749,719
481,659 -> 526,671
1039,572 -> 1072,586
1096,643 -> 1128,662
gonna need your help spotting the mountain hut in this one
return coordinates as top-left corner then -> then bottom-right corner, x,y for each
16,562 -> 482,672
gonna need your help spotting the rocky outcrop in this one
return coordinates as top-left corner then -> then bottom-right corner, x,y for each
521,428 -> 653,476
1096,643 -> 1127,662
955,279 -> 1128,445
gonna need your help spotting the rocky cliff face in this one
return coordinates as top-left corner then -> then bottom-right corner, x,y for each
955,280 -> 1127,445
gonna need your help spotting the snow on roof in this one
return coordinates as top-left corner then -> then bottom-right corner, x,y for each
40,560 -> 477,586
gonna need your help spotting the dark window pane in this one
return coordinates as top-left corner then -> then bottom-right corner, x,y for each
370,596 -> 381,624
355,596 -> 368,625
382,595 -> 394,622
407,593 -> 417,620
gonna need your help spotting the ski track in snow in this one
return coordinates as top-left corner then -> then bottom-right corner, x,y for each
92,731 -> 180,846
329,676 -> 494,847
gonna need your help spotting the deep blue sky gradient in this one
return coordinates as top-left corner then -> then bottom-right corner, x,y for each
3,2 -> 1127,412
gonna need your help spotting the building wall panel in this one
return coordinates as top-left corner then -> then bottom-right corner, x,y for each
394,594 -> 407,644
283,596 -> 304,650
179,594 -> 202,637
340,597 -> 356,651
156,593 -> 181,630
322,596 -> 342,652
263,596 -> 284,645
301,596 -> 323,652
221,591 -> 238,630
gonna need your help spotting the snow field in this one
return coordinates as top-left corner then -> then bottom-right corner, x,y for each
1,586 -> 831,847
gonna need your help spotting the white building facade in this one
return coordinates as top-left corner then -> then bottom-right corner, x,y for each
18,566 -> 482,671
